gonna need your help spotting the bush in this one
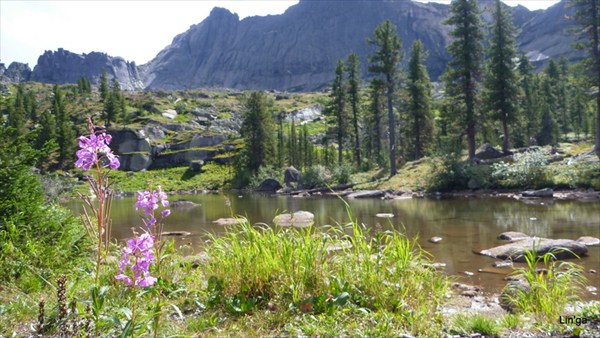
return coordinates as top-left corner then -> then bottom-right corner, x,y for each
492,149 -> 549,188
300,165 -> 331,189
427,155 -> 491,192
0,127 -> 89,287
331,163 -> 353,185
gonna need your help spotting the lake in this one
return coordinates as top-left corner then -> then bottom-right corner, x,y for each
65,193 -> 600,296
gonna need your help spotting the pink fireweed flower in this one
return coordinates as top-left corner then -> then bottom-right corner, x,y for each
135,186 -> 170,228
75,128 -> 120,170
115,232 -> 157,287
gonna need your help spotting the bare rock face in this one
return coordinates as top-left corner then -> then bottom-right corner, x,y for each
0,62 -> 32,83
479,238 -> 588,262
30,49 -> 143,90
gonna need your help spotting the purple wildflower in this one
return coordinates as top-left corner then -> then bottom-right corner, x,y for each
135,186 -> 170,226
75,127 -> 120,170
115,232 -> 157,287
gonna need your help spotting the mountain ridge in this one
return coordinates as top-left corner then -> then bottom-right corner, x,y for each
1,0 -> 581,92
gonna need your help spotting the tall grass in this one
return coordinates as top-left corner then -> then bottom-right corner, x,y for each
202,214 -> 448,335
502,249 -> 587,323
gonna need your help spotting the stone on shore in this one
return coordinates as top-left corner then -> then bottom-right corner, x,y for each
255,178 -> 283,192
346,190 -> 387,199
521,188 -> 554,198
479,238 -> 588,262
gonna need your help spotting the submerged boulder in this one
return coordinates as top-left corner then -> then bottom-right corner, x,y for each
171,200 -> 201,209
479,238 -> 588,262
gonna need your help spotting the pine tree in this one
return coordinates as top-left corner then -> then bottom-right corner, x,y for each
443,0 -> 485,161
368,20 -> 402,175
484,0 -> 519,154
517,54 -> 537,146
407,40 -> 433,160
367,79 -> 385,166
240,92 -> 274,173
570,0 -> 600,157
538,76 -> 558,146
99,70 -> 109,102
346,53 -> 362,168
8,84 -> 27,136
330,59 -> 348,165
52,85 -> 76,168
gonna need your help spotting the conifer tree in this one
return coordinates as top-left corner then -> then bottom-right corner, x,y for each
347,53 -> 362,168
570,0 -> 600,157
368,20 -> 402,175
517,54 -> 537,146
330,59 -> 348,165
367,79 -> 385,165
407,40 -> 433,160
240,92 -> 274,173
443,0 -> 485,161
99,70 -> 109,101
52,85 -> 76,168
485,0 -> 519,154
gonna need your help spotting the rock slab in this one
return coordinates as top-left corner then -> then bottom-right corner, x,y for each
479,238 -> 588,262
273,211 -> 314,228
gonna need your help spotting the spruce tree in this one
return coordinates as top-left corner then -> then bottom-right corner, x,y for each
331,59 -> 348,165
517,54 -> 537,146
444,0 -> 485,161
240,92 -> 274,173
368,79 -> 385,166
99,70 -> 109,101
52,85 -> 76,168
407,40 -> 433,160
347,53 -> 362,168
570,0 -> 600,157
485,0 -> 519,154
368,20 -> 402,175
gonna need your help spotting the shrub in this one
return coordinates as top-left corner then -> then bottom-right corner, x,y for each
0,127 -> 89,287
300,165 -> 331,189
427,155 -> 491,192
492,149 -> 549,188
331,163 -> 353,185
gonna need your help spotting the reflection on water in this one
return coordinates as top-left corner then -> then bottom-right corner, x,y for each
64,193 -> 600,295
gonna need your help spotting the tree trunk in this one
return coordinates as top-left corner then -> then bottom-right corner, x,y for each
502,117 -> 510,154
387,75 -> 396,176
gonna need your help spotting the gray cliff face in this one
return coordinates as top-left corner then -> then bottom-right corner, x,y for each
144,2 -> 452,91
31,48 -> 144,91
16,0 -> 582,92
0,62 -> 32,83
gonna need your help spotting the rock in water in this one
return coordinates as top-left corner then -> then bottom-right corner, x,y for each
273,211 -> 314,228
171,200 -> 201,209
479,238 -> 588,262
497,231 -> 530,242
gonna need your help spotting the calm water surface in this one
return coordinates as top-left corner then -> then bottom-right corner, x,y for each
65,193 -> 600,295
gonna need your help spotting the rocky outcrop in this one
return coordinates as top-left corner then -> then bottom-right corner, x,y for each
479,238 -> 588,262
30,49 -> 143,90
0,62 -> 32,83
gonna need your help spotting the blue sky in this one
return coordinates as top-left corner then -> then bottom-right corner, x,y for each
0,0 -> 560,67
